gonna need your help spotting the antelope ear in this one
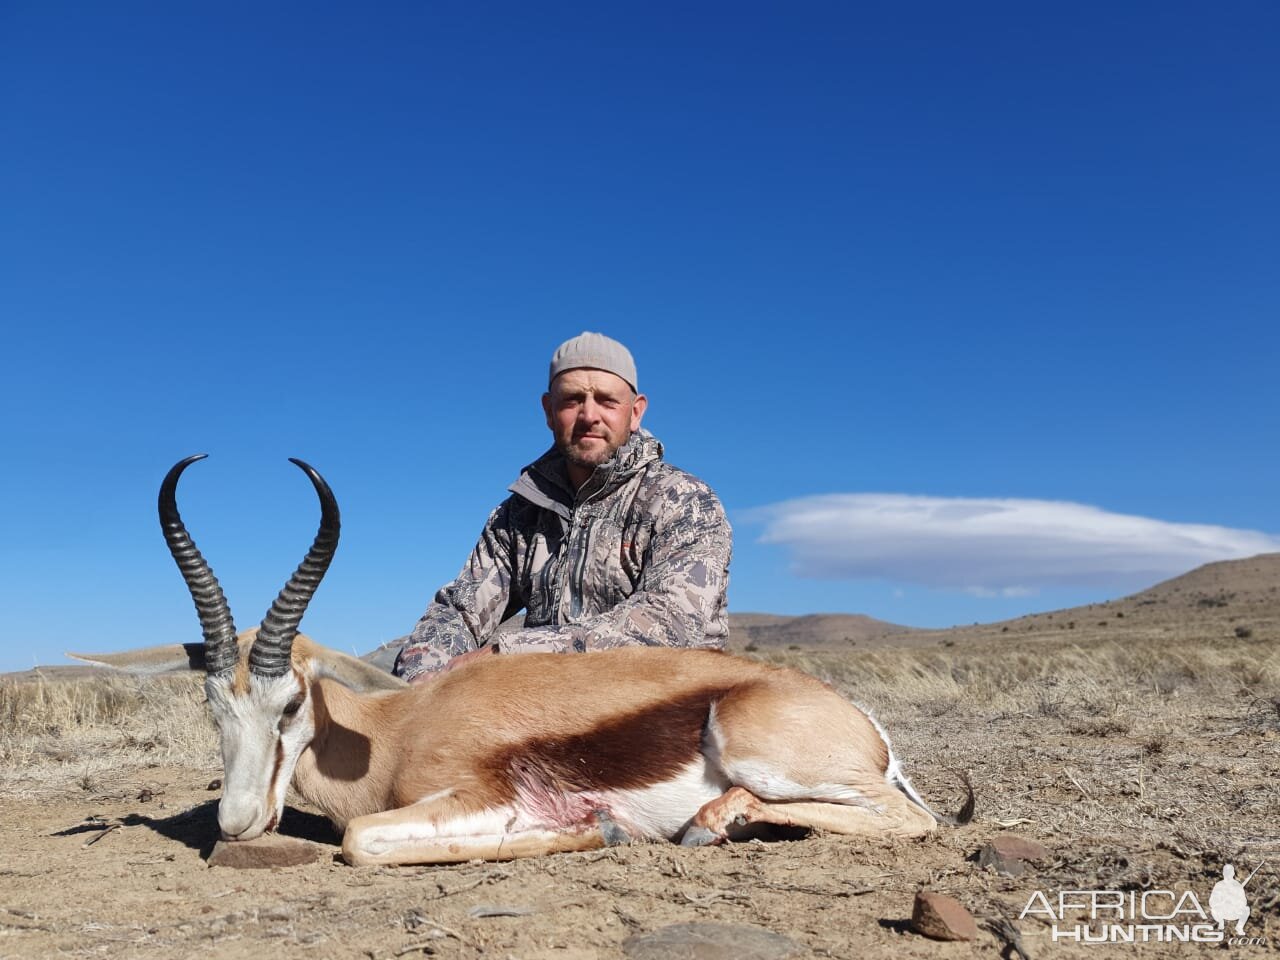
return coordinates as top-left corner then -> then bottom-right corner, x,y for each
68,644 -> 207,674
306,645 -> 408,693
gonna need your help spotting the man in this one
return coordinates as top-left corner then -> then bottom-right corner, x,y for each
1209,864 -> 1251,936
392,332 -> 732,683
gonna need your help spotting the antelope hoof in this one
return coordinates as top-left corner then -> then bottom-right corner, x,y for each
680,825 -> 724,848
593,809 -> 631,847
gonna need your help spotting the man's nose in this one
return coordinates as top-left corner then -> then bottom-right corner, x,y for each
577,397 -> 600,422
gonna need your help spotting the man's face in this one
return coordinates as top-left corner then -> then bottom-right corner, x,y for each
542,368 -> 647,473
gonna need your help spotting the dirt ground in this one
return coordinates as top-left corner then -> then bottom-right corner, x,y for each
2,563 -> 1279,959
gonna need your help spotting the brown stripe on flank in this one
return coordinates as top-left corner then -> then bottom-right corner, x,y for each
484,686 -> 742,795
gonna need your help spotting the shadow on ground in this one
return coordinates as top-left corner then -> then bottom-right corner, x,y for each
107,800 -> 340,854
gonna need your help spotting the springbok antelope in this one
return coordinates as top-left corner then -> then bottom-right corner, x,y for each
74,455 -> 971,866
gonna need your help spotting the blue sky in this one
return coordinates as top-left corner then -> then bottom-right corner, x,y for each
2,3 -> 1277,672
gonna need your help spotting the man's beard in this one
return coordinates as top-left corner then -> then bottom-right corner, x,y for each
561,435 -> 624,469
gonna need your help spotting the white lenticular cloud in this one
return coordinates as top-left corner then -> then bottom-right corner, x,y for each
745,494 -> 1280,593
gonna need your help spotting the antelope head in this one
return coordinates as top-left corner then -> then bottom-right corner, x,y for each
154,454 -> 397,840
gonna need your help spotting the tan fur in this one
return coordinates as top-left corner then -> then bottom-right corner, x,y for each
278,644 -> 939,863
75,632 -> 946,863
707,668 -> 891,779
291,677 -> 417,830
229,630 -> 258,695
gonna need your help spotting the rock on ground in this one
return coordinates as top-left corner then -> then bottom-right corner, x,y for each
206,834 -> 325,869
911,891 -> 979,941
975,833 -> 1052,876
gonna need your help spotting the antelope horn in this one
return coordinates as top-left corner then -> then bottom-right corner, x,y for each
249,458 -> 340,677
159,454 -> 239,675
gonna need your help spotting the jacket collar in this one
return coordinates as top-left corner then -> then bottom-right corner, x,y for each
508,430 -> 664,517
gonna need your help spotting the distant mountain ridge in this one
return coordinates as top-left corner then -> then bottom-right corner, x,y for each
726,612 -> 914,651
8,554 -> 1277,678
726,553 -> 1280,651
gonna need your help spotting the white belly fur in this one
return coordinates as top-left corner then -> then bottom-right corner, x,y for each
376,759 -> 732,853
591,759 -> 731,840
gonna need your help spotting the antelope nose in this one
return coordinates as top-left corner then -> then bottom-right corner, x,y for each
217,796 -> 263,840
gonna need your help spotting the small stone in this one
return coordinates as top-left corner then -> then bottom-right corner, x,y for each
206,779 -> 222,791
911,891 -> 979,941
988,834 -> 1051,861
975,833 -> 1052,876
207,834 -> 322,869
623,922 -> 803,960
977,848 -> 1027,876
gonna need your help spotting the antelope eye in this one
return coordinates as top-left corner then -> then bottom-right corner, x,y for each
282,695 -> 305,718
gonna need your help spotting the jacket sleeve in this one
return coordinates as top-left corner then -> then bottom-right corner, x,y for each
392,501 -> 519,682
499,475 -> 732,655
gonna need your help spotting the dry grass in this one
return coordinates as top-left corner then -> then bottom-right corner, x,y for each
0,671 -> 214,797
1,626 -> 1277,958
755,630 -> 1280,878
766,631 -> 1280,713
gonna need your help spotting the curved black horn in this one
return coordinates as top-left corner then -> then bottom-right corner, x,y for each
249,459 -> 340,677
159,454 -> 239,675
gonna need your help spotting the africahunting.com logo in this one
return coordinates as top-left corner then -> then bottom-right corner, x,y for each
1020,862 -> 1268,946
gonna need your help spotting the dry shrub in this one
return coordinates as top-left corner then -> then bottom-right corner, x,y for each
759,632 -> 1280,736
1033,686 -> 1069,719
1065,715 -> 1133,737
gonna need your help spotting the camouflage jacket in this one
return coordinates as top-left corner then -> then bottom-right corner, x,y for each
392,431 -> 731,682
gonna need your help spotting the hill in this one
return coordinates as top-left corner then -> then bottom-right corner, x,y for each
722,553 -> 1280,653
900,552 -> 1280,650
726,612 -> 914,651
10,554 -> 1276,678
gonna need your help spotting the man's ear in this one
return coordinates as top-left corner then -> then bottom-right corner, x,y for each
541,391 -> 554,429
630,393 -> 648,432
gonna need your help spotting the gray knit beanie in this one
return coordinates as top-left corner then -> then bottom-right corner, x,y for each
548,332 -> 638,392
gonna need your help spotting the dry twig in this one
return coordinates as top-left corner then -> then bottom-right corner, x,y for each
612,904 -> 644,929
424,868 -> 512,900
682,890 -> 754,907
84,822 -> 122,846
986,917 -> 1032,960
397,918 -> 471,951
1063,768 -> 1091,800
